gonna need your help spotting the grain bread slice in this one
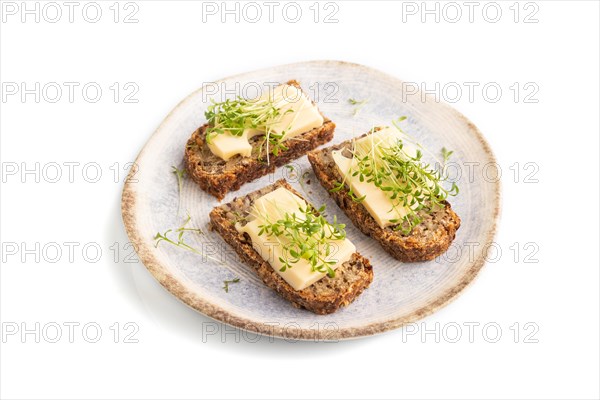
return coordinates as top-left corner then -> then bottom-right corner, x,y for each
209,179 -> 373,315
185,80 -> 335,200
308,137 -> 461,262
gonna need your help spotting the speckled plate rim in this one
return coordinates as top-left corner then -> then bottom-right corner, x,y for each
121,60 -> 502,341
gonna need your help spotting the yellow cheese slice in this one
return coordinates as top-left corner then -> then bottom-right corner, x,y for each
206,84 -> 323,161
236,187 -> 355,291
207,129 -> 262,161
268,84 -> 324,139
332,127 -> 420,229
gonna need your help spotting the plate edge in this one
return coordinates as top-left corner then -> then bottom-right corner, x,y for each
120,60 -> 502,341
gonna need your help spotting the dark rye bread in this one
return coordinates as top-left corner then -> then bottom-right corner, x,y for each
185,80 -> 335,200
209,179 -> 373,315
308,137 -> 461,262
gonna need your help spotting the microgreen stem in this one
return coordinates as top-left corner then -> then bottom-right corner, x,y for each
154,214 -> 221,264
253,200 -> 345,278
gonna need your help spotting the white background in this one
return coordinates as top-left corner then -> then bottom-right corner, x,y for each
1,1 -> 599,399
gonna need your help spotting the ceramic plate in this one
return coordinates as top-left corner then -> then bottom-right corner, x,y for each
121,60 -> 501,340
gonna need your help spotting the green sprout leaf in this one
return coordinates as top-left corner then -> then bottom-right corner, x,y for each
154,214 -> 220,263
222,278 -> 240,293
348,98 -> 369,116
